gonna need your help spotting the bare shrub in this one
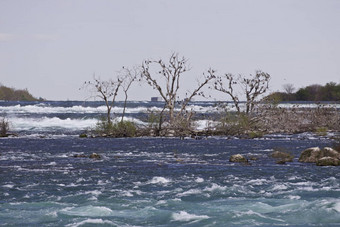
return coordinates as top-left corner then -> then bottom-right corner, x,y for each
254,103 -> 340,134
0,118 -> 10,137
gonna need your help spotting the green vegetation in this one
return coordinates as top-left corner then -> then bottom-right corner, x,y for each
217,112 -> 262,136
0,84 -> 43,101
265,82 -> 340,102
95,119 -> 137,137
315,127 -> 328,136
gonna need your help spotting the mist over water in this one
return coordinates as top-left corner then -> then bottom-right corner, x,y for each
1,101 -> 340,226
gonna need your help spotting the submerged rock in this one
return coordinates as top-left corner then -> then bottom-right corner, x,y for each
229,154 -> 248,163
316,157 -> 340,166
74,153 -> 101,159
298,147 -> 322,163
73,154 -> 87,158
276,160 -> 287,165
249,156 -> 258,161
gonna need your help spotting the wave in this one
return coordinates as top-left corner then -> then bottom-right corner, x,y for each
8,116 -> 149,132
148,177 -> 171,184
66,219 -> 115,227
0,103 -> 222,115
172,211 -> 210,222
60,206 -> 114,217
2,102 -> 338,116
9,117 -> 98,131
0,104 -> 150,114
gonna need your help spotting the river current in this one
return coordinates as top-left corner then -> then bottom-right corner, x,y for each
0,101 -> 339,226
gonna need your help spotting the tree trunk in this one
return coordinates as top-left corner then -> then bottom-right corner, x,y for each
169,105 -> 175,124
157,104 -> 166,136
107,108 -> 111,124
121,92 -> 128,123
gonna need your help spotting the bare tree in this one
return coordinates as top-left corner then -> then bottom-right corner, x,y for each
214,70 -> 270,114
283,83 -> 295,94
118,66 -> 140,122
214,73 -> 241,113
141,53 -> 215,126
82,76 -> 122,124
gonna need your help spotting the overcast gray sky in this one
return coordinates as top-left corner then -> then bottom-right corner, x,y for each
1,0 -> 339,101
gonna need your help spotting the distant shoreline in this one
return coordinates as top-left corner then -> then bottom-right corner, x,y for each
0,84 -> 44,101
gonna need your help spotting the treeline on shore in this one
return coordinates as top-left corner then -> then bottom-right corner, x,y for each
265,82 -> 340,102
0,84 -> 43,101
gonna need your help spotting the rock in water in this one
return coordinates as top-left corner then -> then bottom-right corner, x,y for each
298,147 -> 322,163
276,160 -> 287,165
89,153 -> 101,159
299,147 -> 340,166
229,154 -> 248,163
322,147 -> 340,159
74,154 -> 87,158
271,151 -> 294,162
316,157 -> 340,166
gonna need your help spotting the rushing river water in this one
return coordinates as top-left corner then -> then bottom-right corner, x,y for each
0,101 -> 340,226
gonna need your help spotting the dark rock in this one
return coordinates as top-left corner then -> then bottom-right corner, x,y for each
89,153 -> 101,159
271,151 -> 294,162
316,157 -> 340,166
74,154 -> 87,158
298,147 -> 322,163
229,154 -> 248,163
249,156 -> 258,161
276,160 -> 287,164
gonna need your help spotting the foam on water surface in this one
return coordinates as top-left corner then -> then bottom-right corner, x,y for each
172,211 -> 210,222
148,177 -> 171,184
60,206 -> 114,217
66,219 -> 116,227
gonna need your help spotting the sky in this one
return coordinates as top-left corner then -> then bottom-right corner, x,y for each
0,0 -> 339,101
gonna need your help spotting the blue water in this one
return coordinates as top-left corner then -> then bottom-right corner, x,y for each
0,101 -> 340,226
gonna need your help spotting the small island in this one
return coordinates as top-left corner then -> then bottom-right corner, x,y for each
0,84 -> 44,101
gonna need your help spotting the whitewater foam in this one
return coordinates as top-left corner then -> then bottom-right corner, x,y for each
333,201 -> 340,213
286,195 -> 301,200
204,183 -> 227,192
3,184 -> 15,188
247,179 -> 267,186
148,177 -> 171,184
195,177 -> 204,183
177,188 -> 203,197
193,120 -> 218,130
272,184 -> 288,191
10,117 -> 97,131
172,211 -> 209,222
60,206 -> 113,217
235,210 -> 285,223
66,218 -> 115,227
